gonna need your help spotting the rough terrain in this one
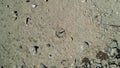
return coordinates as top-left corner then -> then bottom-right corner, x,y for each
0,0 -> 120,68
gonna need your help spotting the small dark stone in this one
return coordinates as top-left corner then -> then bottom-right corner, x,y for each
74,59 -> 77,63
61,59 -> 68,66
94,15 -> 98,18
71,37 -> 73,40
118,62 -> 120,67
116,48 -> 120,59
34,46 -> 39,53
84,41 -> 89,46
40,63 -> 47,68
82,57 -> 90,64
14,11 -> 17,13
21,65 -> 25,68
26,0 -> 30,2
33,39 -> 37,43
96,51 -> 109,60
1,66 -> 3,68
49,54 -> 52,57
6,5 -> 9,8
44,0 -> 48,2
14,11 -> 18,16
108,61 -> 117,65
46,44 -> 51,47
17,64 -> 26,68
26,17 -> 31,25
19,45 -> 22,49
15,17 -> 17,20
75,66 -> 81,68
8,32 -> 11,34
55,28 -> 65,38
81,57 -> 91,68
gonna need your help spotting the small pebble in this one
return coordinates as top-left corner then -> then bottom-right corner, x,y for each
84,41 -> 90,48
29,46 -> 39,55
16,64 -> 26,68
110,40 -> 118,48
81,0 -> 87,2
6,5 -> 9,8
95,63 -> 102,68
82,57 -> 90,64
75,66 -> 81,68
81,57 -> 91,68
110,48 -> 118,57
25,17 -> 31,26
26,0 -> 30,2
116,48 -> 120,59
33,45 -> 39,54
13,11 -> 18,16
32,4 -> 37,8
55,28 -> 65,38
96,51 -> 109,60
46,44 -> 51,47
44,0 -> 48,2
39,63 -> 47,68
1,66 -> 4,68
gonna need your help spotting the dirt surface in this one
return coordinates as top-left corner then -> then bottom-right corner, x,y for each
0,0 -> 120,68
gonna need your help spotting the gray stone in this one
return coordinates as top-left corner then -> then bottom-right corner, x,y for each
110,40 -> 118,48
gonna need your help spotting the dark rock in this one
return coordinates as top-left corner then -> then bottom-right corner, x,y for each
82,57 -> 90,64
108,61 -> 117,66
40,63 -> 47,68
117,62 -> 120,67
44,0 -> 48,2
46,44 -> 51,47
25,17 -> 31,26
61,60 -> 67,65
19,45 -> 22,49
14,11 -> 18,16
75,66 -> 81,68
1,66 -> 3,68
49,54 -> 52,57
55,28 -> 65,38
26,0 -> 30,2
16,64 -> 26,68
116,48 -> 120,59
84,41 -> 89,46
6,5 -> 9,8
71,37 -> 73,41
34,46 -> 39,54
81,57 -> 91,68
96,51 -> 109,60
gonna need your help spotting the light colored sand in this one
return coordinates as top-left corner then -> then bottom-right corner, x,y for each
0,0 -> 120,68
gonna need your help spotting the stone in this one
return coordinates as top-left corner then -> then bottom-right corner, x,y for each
110,40 -> 118,48
81,57 -> 91,68
39,63 -> 47,68
55,28 -> 65,38
96,51 -> 109,60
32,4 -> 37,8
95,63 -> 102,68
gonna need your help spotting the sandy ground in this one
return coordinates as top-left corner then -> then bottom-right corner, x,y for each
0,0 -> 120,68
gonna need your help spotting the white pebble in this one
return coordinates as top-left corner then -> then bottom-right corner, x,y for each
81,0 -> 87,2
32,4 -> 37,8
